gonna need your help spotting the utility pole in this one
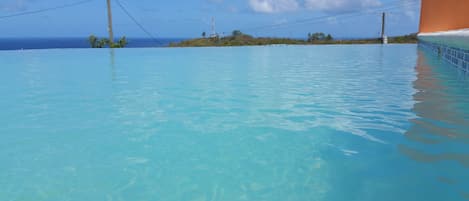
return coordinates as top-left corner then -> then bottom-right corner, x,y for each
381,12 -> 387,44
211,17 -> 215,37
106,0 -> 114,43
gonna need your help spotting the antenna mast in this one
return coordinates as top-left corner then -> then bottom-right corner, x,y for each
211,17 -> 215,37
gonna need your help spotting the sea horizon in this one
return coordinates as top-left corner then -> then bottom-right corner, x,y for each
0,36 -> 393,51
0,37 -> 187,50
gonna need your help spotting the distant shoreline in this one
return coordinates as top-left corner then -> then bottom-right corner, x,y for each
0,35 -> 417,50
170,34 -> 418,47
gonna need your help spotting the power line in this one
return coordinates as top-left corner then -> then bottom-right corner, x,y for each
0,0 -> 94,20
245,1 -> 419,32
238,0 -> 420,33
114,0 -> 163,45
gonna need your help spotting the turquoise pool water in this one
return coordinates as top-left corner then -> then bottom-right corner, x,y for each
0,45 -> 468,201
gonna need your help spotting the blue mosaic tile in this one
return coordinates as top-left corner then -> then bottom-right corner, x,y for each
420,41 -> 469,73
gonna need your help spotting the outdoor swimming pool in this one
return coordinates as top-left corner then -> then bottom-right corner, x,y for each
1,45 -> 468,200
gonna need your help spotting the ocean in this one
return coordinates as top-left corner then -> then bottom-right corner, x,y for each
0,38 -> 184,50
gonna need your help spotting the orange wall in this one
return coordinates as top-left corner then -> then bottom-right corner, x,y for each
419,0 -> 469,33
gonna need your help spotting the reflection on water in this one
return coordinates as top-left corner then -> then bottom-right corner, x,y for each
400,49 -> 469,199
2,45 -> 469,200
400,146 -> 469,167
110,48 -> 116,81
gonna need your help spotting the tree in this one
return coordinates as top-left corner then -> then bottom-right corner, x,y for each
97,38 -> 109,48
307,32 -> 328,42
202,32 -> 206,38
89,35 -> 127,48
326,34 -> 333,41
117,36 -> 128,48
312,32 -> 325,41
109,37 -> 127,48
88,35 -> 98,48
232,30 -> 243,37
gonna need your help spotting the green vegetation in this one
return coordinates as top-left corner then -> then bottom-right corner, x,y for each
88,35 -> 128,48
170,30 -> 418,47
307,32 -> 333,42
170,31 -> 304,47
388,33 -> 418,44
232,30 -> 243,37
88,35 -> 98,48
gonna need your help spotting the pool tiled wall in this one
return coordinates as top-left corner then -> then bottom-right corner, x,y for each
419,41 -> 469,73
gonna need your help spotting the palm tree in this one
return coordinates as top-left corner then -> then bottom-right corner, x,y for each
89,35 -> 127,48
88,35 -> 98,48
202,32 -> 206,38
97,38 -> 109,48
118,36 -> 128,48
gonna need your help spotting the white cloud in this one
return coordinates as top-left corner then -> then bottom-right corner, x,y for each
249,0 -> 299,13
305,0 -> 382,13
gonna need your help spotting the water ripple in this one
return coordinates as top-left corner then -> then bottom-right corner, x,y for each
1,45 -> 468,201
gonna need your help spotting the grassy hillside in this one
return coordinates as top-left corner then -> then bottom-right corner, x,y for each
169,32 -> 418,47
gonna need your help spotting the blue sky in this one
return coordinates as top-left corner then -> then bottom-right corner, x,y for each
0,0 -> 420,38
